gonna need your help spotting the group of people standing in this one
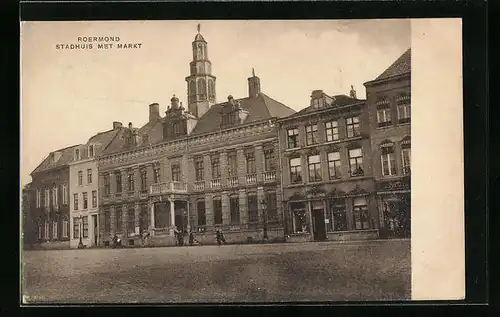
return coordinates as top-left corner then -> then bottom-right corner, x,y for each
173,228 -> 227,246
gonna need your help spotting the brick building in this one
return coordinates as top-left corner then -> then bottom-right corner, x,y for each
68,129 -> 119,248
364,48 -> 411,239
96,28 -> 296,246
28,145 -> 80,249
277,88 -> 379,242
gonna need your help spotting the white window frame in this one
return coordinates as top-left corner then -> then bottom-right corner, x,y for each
92,190 -> 98,208
397,103 -> 411,120
88,145 -> 94,157
327,151 -> 341,179
62,220 -> 69,238
62,184 -> 68,205
87,169 -> 92,184
287,128 -> 299,149
376,108 -> 392,124
52,221 -> 58,239
44,221 -> 49,239
36,189 -> 41,208
325,120 -> 339,142
380,152 -> 396,176
78,171 -> 83,186
44,189 -> 50,207
74,149 -> 80,160
73,193 -> 79,210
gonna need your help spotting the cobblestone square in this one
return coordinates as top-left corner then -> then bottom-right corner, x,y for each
22,240 -> 410,303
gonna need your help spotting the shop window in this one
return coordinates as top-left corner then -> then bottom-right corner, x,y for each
326,199 -> 347,232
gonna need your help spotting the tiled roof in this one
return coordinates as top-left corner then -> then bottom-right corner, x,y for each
99,127 -> 135,156
286,94 -> 364,119
190,92 -> 296,135
374,48 -> 411,81
31,144 -> 81,175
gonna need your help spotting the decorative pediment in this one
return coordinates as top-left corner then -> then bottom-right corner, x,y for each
305,185 -> 326,197
285,151 -> 301,158
306,148 -> 320,156
347,184 -> 369,196
401,135 -> 411,147
326,144 -> 341,153
347,141 -> 362,150
328,188 -> 346,198
376,178 -> 411,191
288,192 -> 305,201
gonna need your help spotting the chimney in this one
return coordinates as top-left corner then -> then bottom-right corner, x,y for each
149,103 -> 160,122
113,121 -> 123,129
247,68 -> 261,98
227,95 -> 235,106
350,85 -> 357,99
128,122 -> 133,129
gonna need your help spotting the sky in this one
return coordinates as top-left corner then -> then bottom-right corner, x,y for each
20,19 -> 410,186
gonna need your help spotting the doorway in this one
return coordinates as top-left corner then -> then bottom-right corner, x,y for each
92,215 -> 98,245
312,209 -> 326,241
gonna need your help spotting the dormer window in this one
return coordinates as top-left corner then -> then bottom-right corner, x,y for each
88,145 -> 94,157
74,149 -> 80,160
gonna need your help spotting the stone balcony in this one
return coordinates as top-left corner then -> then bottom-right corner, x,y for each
150,181 -> 188,195
246,173 -> 257,184
263,171 -> 277,183
228,176 -> 239,187
210,179 -> 221,189
194,181 -> 205,191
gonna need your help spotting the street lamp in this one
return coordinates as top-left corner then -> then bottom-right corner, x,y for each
261,198 -> 268,240
77,215 -> 84,249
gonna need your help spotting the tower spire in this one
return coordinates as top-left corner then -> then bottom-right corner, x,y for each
197,24 -> 201,33
252,68 -> 255,77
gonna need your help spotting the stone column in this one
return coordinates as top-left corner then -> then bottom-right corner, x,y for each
221,191 -> 230,226
149,202 -> 155,231
239,189 -> 248,228
205,194 -> 214,227
257,186 -> 265,222
170,198 -> 175,233
255,145 -> 264,183
110,205 -> 116,236
134,202 -> 140,235
220,151 -> 228,187
186,199 -> 191,232
122,204 -> 128,237
340,146 -> 350,180
317,120 -> 326,143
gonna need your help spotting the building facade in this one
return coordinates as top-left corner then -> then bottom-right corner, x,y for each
364,48 -> 411,239
28,146 -> 78,249
96,28 -> 296,246
68,129 -> 119,248
22,183 -> 36,247
278,89 -> 379,242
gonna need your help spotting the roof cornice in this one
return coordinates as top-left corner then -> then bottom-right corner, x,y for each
363,72 -> 411,87
277,101 -> 366,124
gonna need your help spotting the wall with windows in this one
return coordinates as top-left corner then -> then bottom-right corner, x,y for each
69,159 -> 99,248
29,168 -> 71,246
365,75 -> 411,180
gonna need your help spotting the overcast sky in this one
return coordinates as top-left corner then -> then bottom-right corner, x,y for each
20,19 -> 410,186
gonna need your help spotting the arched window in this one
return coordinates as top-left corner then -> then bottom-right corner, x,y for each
208,79 -> 215,98
197,78 -> 207,99
189,80 -> 196,101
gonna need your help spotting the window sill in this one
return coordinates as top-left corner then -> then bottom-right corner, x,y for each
285,147 -> 301,152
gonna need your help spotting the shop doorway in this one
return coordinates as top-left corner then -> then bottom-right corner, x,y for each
311,201 -> 326,241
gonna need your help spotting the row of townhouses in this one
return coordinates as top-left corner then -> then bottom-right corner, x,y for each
22,28 -> 411,249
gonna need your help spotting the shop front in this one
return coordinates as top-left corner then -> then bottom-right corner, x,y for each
376,177 -> 411,239
284,185 -> 379,243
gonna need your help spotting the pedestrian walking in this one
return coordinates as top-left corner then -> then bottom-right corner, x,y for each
216,230 -> 227,245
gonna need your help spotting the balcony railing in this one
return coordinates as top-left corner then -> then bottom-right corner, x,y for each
150,181 -> 188,195
246,174 -> 257,184
210,179 -> 221,189
194,181 -> 205,191
263,171 -> 276,182
228,176 -> 239,187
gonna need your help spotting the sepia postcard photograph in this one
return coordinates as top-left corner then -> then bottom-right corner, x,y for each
20,18 -> 465,304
